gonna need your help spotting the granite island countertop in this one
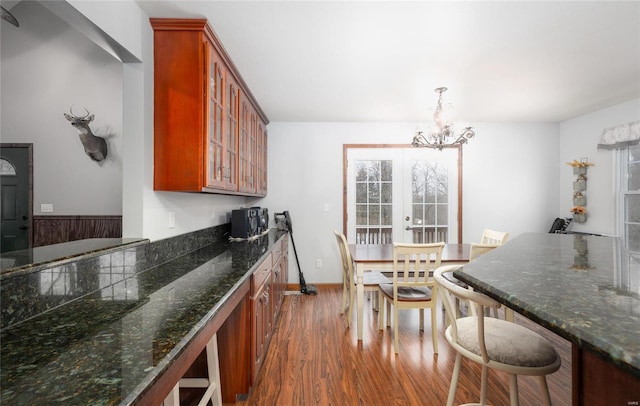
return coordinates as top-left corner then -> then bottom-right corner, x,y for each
453,232 -> 640,377
0,229 -> 287,405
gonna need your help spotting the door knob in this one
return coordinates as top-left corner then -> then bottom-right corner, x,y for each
22,215 -> 28,220
20,225 -> 29,230
405,216 -> 410,221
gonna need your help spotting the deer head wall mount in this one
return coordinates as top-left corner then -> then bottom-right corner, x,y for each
64,107 -> 108,162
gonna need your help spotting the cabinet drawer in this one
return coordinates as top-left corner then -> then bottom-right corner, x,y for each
252,253 -> 272,293
271,240 -> 283,267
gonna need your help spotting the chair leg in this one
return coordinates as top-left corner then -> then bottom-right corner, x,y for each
341,280 -> 348,314
538,375 -> 552,406
346,283 -> 355,328
419,308 -> 425,331
378,294 -> 385,331
393,305 -> 399,353
447,353 -> 463,406
430,306 -> 438,354
372,290 -> 379,311
509,374 -> 519,406
505,308 -> 515,322
386,300 -> 391,327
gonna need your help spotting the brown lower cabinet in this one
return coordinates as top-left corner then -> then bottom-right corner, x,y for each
213,236 -> 289,403
572,345 -> 640,406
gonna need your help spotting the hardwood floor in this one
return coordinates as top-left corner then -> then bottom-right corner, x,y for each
245,285 -> 572,405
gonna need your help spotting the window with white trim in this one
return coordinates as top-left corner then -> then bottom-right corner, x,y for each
619,144 -> 640,255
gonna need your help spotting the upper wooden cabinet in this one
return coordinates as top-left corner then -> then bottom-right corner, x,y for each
151,19 -> 268,196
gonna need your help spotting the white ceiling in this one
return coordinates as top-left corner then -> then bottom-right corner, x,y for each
136,1 -> 640,124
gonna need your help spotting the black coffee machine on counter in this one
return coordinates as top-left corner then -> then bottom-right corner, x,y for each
231,207 -> 269,239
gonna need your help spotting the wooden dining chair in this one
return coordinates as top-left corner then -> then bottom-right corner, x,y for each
468,242 -> 514,321
333,231 -> 390,327
480,229 -> 510,245
442,244 -> 499,327
434,265 -> 561,406
378,242 -> 444,354
469,242 -> 500,261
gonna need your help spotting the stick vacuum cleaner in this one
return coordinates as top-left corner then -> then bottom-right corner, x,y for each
276,211 -> 317,295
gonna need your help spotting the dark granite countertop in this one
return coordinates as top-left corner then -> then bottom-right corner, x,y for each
0,238 -> 149,276
0,229 -> 287,405
453,232 -> 640,377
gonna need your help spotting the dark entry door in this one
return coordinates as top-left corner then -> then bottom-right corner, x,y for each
1,145 -> 32,253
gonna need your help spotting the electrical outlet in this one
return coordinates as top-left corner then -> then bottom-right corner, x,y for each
41,203 -> 53,213
316,258 -> 322,268
323,203 -> 329,212
168,212 -> 175,228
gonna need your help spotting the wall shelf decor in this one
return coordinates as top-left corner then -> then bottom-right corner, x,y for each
567,159 -> 593,223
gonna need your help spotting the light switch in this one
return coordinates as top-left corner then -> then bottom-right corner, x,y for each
41,203 -> 53,213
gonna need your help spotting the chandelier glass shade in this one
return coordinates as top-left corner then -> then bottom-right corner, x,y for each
412,87 -> 475,150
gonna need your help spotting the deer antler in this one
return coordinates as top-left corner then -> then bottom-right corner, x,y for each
69,105 -> 91,119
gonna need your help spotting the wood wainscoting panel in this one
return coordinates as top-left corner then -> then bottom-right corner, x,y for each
32,215 -> 122,247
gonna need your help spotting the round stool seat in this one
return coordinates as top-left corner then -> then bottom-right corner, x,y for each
450,316 -> 559,368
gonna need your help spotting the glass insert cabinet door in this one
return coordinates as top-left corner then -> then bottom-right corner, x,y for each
207,48 -> 226,188
346,148 -> 459,244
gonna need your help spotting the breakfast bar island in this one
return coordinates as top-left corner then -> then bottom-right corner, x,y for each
454,232 -> 640,405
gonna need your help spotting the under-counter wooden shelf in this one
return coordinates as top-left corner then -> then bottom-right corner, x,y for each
151,18 -> 268,196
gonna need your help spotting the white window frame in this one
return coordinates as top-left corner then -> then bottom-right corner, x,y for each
343,144 -> 463,244
617,145 -> 640,255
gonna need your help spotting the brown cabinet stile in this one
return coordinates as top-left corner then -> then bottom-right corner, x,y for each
151,18 -> 268,196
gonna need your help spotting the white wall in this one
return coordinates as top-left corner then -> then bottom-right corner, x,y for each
463,122 -> 560,238
1,0 -> 123,215
11,1 -> 636,284
0,0 -> 249,239
558,98 -> 640,236
132,8 -> 251,241
260,122 -> 560,284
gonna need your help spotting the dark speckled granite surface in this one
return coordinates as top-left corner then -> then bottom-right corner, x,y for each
454,232 -> 640,377
0,238 -> 149,275
0,225 -> 286,405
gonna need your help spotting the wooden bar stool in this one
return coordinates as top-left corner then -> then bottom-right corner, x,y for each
163,333 -> 222,406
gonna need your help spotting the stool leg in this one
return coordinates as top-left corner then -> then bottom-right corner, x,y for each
202,334 -> 223,406
509,374 -> 519,406
162,382 -> 180,406
538,375 -> 552,406
178,334 -> 223,406
480,365 -> 488,404
447,353 -> 463,406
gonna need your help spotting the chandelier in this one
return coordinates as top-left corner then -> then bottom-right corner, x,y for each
412,87 -> 475,150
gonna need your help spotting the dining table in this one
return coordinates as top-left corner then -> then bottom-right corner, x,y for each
348,243 -> 470,341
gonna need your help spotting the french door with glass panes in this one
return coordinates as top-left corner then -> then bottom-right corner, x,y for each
346,147 -> 459,244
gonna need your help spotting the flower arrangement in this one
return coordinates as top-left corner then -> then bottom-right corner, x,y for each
571,205 -> 587,223
570,206 -> 586,215
566,160 -> 595,167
